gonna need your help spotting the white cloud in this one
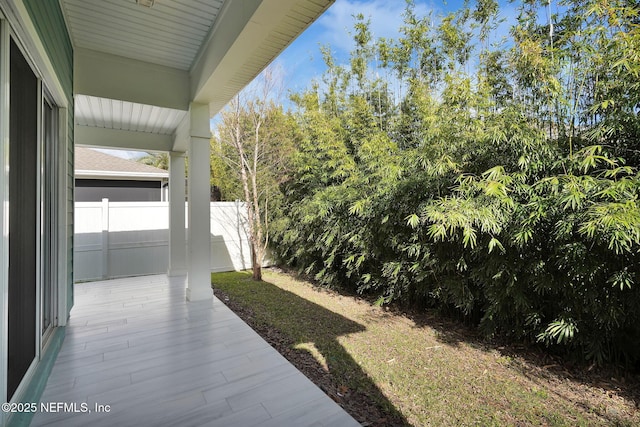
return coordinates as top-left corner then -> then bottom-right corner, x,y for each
272,0 -> 521,96
317,0 -> 436,54
316,0 -> 520,54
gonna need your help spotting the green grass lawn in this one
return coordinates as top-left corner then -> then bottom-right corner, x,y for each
211,270 -> 639,427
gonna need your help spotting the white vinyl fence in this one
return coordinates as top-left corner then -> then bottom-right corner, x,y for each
74,200 -> 252,281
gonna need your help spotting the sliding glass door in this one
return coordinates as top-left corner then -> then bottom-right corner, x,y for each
7,37 -> 38,400
42,95 -> 58,344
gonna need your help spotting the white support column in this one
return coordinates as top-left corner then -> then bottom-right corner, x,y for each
168,151 -> 187,277
186,103 -> 212,301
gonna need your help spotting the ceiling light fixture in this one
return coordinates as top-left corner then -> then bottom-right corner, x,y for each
136,0 -> 155,7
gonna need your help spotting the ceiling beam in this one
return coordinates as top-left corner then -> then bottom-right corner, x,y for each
190,0 -> 261,108
190,0 -> 334,115
76,126 -> 173,152
74,48 -> 190,111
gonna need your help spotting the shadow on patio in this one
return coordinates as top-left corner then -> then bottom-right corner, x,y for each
30,275 -> 359,427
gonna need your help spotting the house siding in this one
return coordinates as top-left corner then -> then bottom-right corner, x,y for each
1,3 -> 74,424
22,0 -> 72,97
22,0 -> 74,314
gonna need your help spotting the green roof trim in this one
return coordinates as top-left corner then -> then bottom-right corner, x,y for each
23,0 -> 73,101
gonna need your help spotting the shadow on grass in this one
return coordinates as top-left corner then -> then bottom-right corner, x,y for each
211,271 -> 410,427
375,301 -> 640,426
270,271 -> 640,426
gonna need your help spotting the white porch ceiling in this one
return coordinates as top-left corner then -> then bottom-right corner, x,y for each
75,95 -> 186,135
61,0 -> 224,70
64,0 -> 335,152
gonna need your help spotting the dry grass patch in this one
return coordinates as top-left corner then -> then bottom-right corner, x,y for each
212,269 -> 640,427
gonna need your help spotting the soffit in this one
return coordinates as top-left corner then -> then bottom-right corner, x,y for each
60,0 -> 224,71
62,0 -> 335,151
75,94 -> 187,135
196,0 -> 335,113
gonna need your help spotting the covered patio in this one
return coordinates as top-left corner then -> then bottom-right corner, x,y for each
30,275 -> 359,427
65,0 -> 339,301
1,1 -> 345,425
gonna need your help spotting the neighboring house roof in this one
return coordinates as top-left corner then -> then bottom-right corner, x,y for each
75,147 -> 168,180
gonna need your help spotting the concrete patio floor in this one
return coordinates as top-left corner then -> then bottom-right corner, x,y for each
30,275 -> 360,427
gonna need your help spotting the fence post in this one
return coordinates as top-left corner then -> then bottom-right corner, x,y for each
101,198 -> 109,279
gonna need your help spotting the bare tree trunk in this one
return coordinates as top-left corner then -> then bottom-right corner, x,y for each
250,240 -> 261,280
239,151 -> 262,281
250,121 -> 264,281
230,96 -> 263,281
220,67 -> 286,281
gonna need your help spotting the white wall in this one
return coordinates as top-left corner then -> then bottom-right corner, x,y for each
74,200 -> 252,281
